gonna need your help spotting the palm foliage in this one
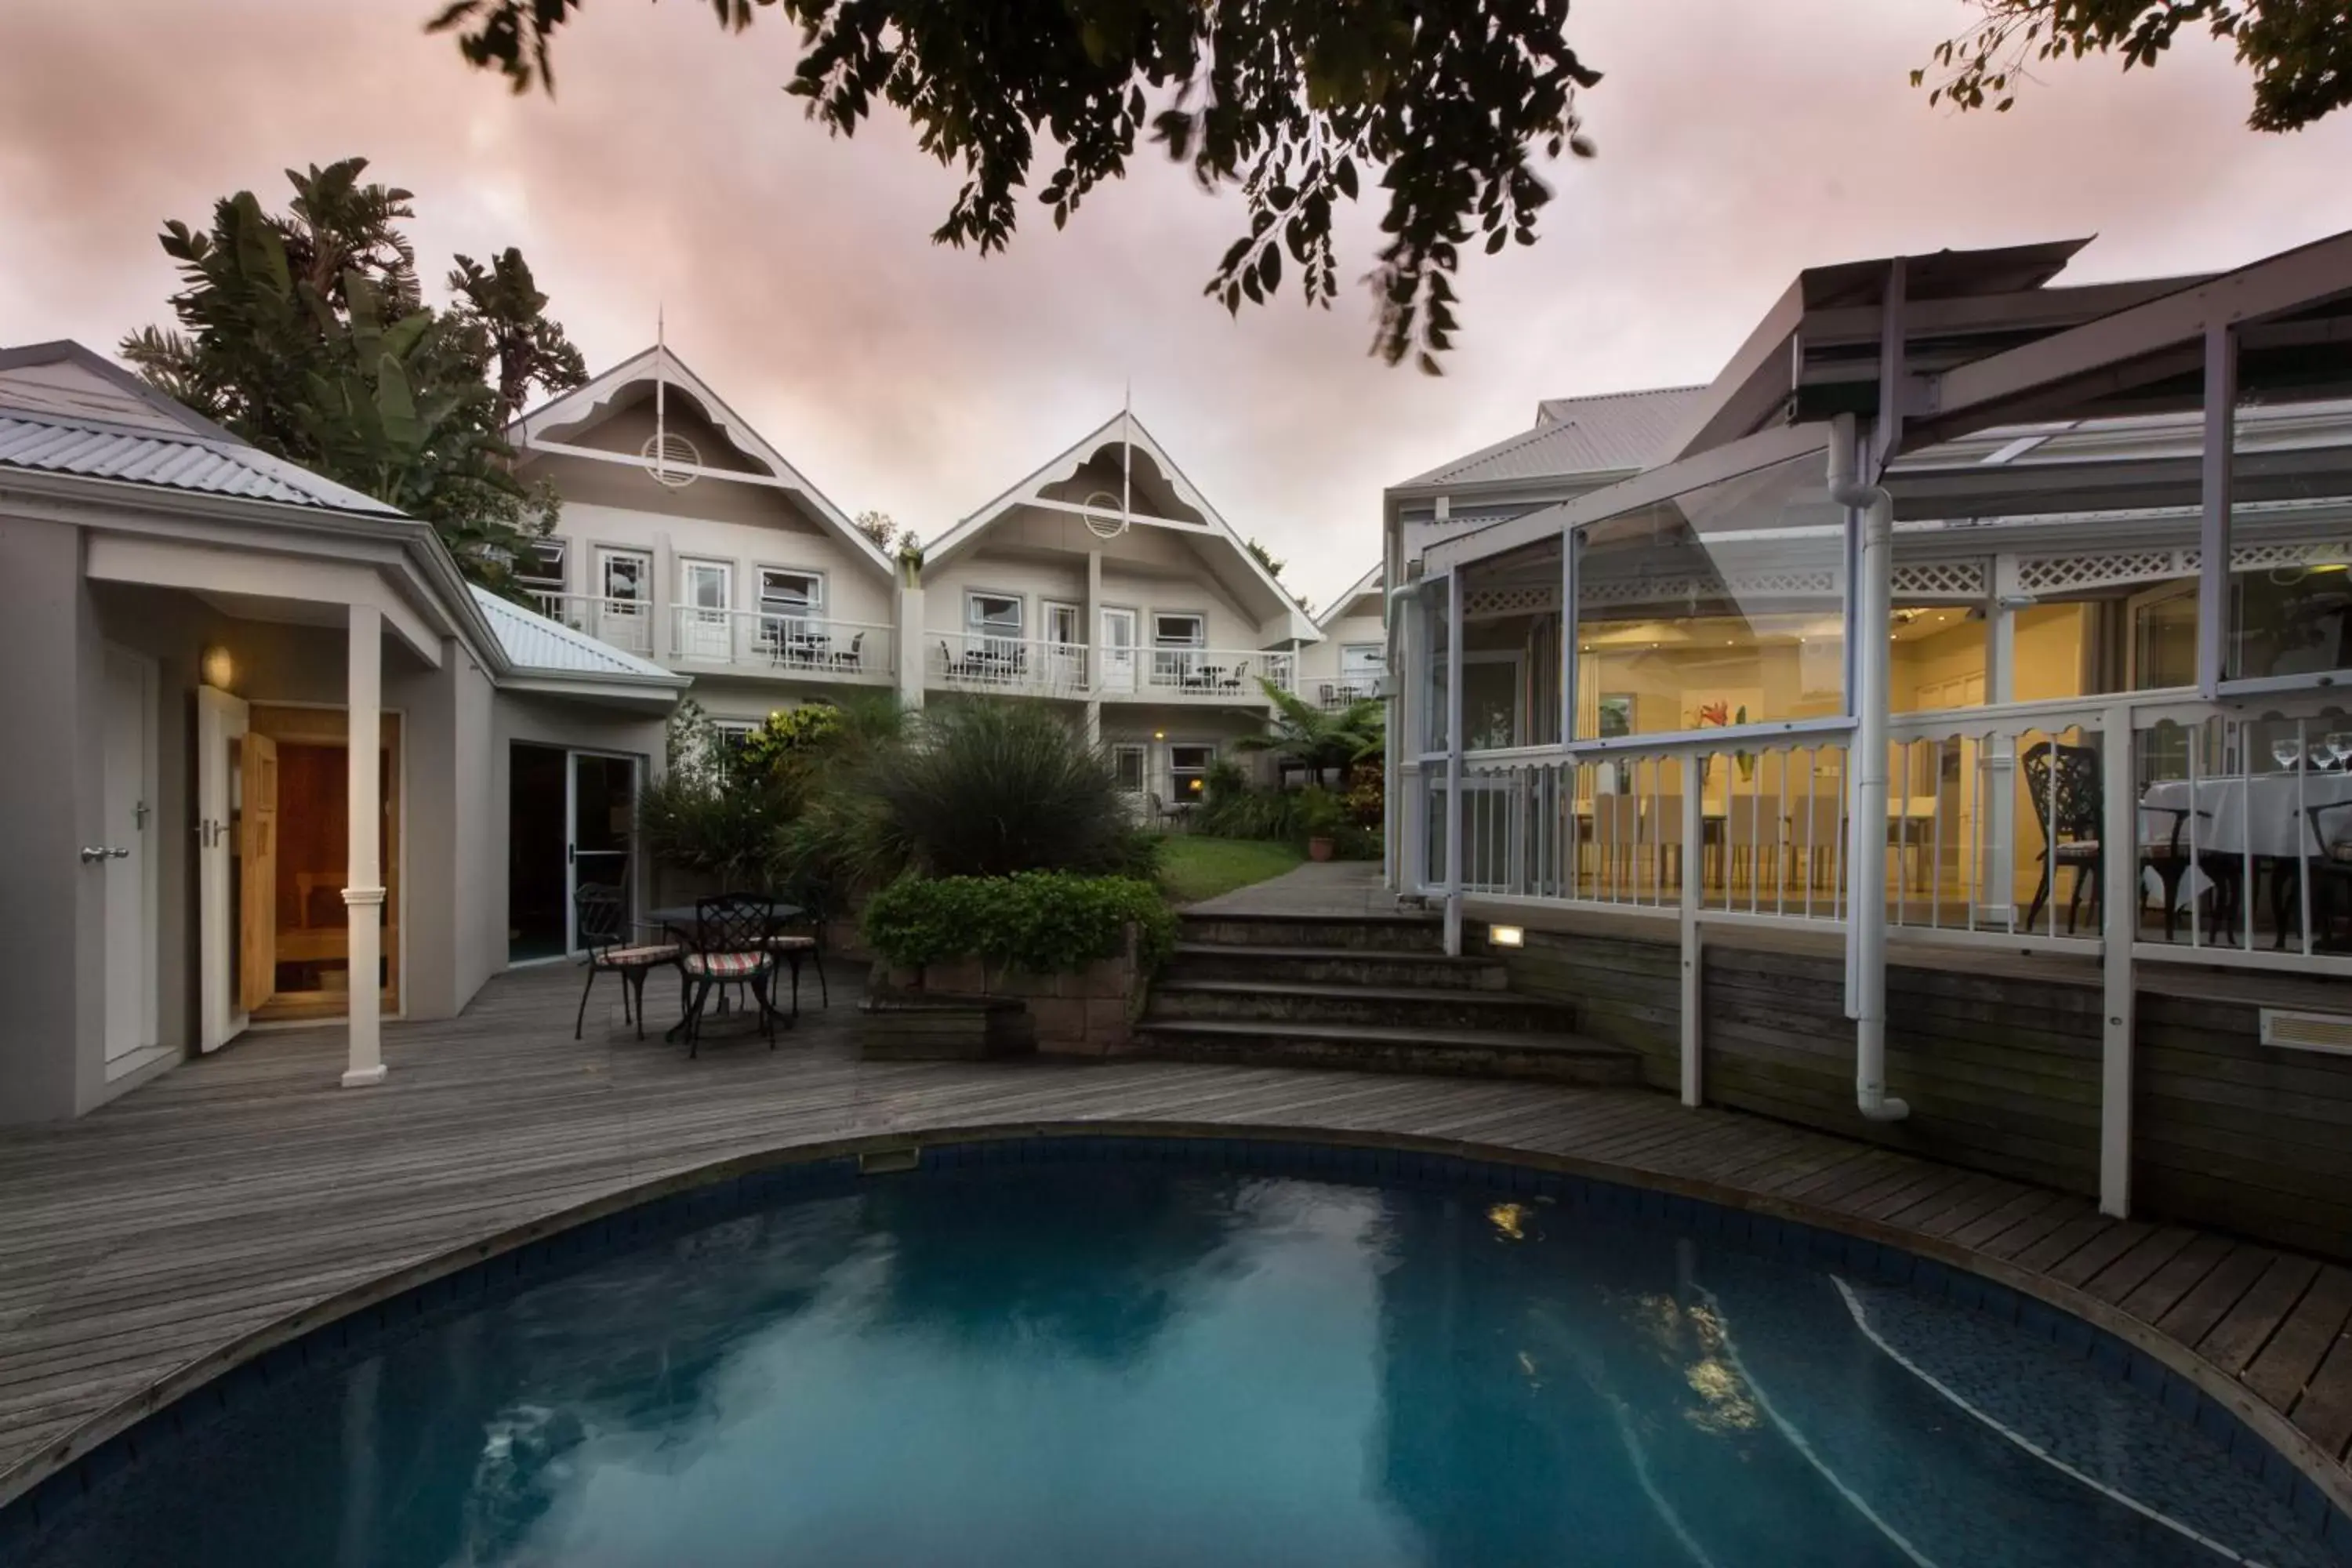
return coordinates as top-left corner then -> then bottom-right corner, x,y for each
1233,677 -> 1385,782
121,158 -> 585,597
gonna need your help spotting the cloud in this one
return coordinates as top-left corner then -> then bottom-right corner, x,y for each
3,0 -> 2348,607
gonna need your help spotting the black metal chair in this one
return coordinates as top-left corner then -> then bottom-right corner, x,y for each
762,887 -> 830,1014
572,883 -> 683,1040
2136,798 -> 2212,942
2307,800 -> 2352,949
680,893 -> 781,1056
2022,741 -> 2103,935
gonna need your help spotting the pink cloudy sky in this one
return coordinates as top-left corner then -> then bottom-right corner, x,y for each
4,0 -> 2349,606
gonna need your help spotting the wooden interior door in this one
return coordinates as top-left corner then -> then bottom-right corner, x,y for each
240,734 -> 279,1013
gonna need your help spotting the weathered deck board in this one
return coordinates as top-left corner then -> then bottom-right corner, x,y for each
3,959 -> 2351,1516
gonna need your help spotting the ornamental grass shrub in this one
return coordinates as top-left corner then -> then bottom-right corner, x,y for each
862,872 -> 1177,975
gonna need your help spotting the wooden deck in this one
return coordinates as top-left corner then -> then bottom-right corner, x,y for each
3,960 -> 2351,1518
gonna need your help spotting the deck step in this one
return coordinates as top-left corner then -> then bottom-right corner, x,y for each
1149,979 -> 1575,1032
1132,1018 -> 1642,1086
1159,944 -> 1512,991
1176,912 -> 1444,953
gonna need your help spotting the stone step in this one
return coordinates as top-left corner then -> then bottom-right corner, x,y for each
1159,944 -> 1512,992
1148,979 -> 1577,1033
1131,1018 -> 1642,1086
1176,912 -> 1445,953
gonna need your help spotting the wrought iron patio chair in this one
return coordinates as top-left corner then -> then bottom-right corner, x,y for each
760,887 -> 831,1014
572,883 -> 683,1041
2307,799 -> 2352,949
680,893 -> 781,1056
2022,741 -> 2103,935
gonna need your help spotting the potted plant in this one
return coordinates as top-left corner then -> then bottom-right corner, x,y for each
1298,786 -> 1345,862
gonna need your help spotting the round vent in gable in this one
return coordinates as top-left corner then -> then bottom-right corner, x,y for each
641,433 -> 702,488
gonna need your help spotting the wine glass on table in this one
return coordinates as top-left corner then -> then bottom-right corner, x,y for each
2271,736 -> 2303,772
2326,731 -> 2352,771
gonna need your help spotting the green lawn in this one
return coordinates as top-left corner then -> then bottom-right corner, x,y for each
1154,835 -> 1305,905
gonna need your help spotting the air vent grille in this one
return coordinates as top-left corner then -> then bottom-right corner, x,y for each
2259,1010 -> 2352,1056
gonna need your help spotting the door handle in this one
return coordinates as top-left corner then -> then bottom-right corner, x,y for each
80,847 -> 130,864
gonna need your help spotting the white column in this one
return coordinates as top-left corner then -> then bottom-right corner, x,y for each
2098,699 -> 2137,1218
895,576 -> 926,710
1443,569 -> 1465,956
652,533 -> 677,663
1084,549 -> 1102,700
341,603 -> 387,1088
1679,782 -> 1704,1108
1980,554 -> 2020,924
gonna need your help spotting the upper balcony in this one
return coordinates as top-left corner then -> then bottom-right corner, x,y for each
923,636 -> 1298,702
529,594 -> 894,684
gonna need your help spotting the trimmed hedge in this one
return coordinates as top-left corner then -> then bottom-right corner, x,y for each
862,873 -> 1178,975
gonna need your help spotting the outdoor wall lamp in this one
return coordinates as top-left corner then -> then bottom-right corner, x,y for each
1488,924 -> 1526,949
199,644 -> 235,691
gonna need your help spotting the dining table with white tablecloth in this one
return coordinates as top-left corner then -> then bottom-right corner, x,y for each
2139,772 -> 2352,859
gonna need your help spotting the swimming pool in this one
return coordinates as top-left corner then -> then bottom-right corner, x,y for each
10,1136 -> 2347,1566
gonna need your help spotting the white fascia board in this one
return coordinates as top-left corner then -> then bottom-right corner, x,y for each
1424,420 -> 1832,575
85,532 -> 444,666
514,346 -> 891,578
1314,564 -> 1384,630
1926,228 -> 2352,432
931,410 -> 1316,626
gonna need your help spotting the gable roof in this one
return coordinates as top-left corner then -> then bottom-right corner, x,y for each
510,345 -> 891,575
1315,563 -> 1385,629
931,409 -> 1318,641
1397,386 -> 1706,489
469,586 -> 682,682
0,342 -> 398,517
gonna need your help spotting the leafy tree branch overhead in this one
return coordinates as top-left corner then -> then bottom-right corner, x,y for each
122,158 -> 588,597
1918,0 -> 2350,132
428,0 -> 1600,372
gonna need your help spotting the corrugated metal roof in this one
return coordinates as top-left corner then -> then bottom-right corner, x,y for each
1399,386 -> 1707,488
0,412 -> 400,515
470,586 -> 675,680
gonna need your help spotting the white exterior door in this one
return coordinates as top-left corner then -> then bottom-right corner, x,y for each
678,560 -> 733,661
1100,608 -> 1138,693
595,550 -> 654,655
101,648 -> 158,1065
196,685 -> 251,1053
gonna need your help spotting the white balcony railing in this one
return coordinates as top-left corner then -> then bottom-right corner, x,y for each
1131,648 -> 1298,700
666,607 -> 894,677
1409,687 -> 2352,974
1310,673 -> 1383,710
929,634 -> 1091,696
528,592 -> 654,657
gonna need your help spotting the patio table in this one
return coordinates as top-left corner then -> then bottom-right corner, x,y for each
648,902 -> 809,1041
2140,773 -> 2352,858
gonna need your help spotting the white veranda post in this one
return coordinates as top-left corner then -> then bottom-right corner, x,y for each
342,603 -> 387,1088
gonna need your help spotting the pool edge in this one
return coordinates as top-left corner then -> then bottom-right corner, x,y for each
5,1119 -> 2349,1557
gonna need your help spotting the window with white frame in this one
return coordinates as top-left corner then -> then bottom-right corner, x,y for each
1340,643 -> 1385,680
967,591 -> 1022,644
1111,743 -> 1147,793
1153,612 -> 1206,648
759,568 -> 823,619
517,538 -> 567,593
600,549 -> 650,604
1167,744 -> 1214,803
680,559 -> 732,612
1044,601 -> 1083,646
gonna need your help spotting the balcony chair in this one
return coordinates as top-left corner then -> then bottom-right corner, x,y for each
680,893 -> 781,1056
760,889 -> 831,1012
2021,741 -> 2103,935
829,633 -> 864,672
572,883 -> 684,1041
2296,799 -> 2352,950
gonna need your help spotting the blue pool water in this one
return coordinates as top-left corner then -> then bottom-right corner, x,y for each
18,1154 -> 2339,1567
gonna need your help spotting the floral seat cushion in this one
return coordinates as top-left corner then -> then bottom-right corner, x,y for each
762,934 -> 818,952
2051,840 -> 2100,862
684,951 -> 773,979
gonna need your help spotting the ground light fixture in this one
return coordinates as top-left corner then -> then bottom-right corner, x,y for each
1488,924 -> 1526,948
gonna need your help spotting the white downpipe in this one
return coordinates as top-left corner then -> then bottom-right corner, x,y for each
1443,569 -> 1465,956
1830,415 -> 1908,1123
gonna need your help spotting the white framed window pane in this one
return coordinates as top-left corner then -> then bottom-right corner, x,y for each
601,552 -> 650,602
1154,614 -> 1205,647
518,538 -> 566,588
681,561 -> 731,610
1112,745 -> 1146,792
1046,603 -> 1082,644
967,593 -> 1022,634
1340,643 -> 1384,679
760,569 -> 820,615
1168,744 -> 1214,800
